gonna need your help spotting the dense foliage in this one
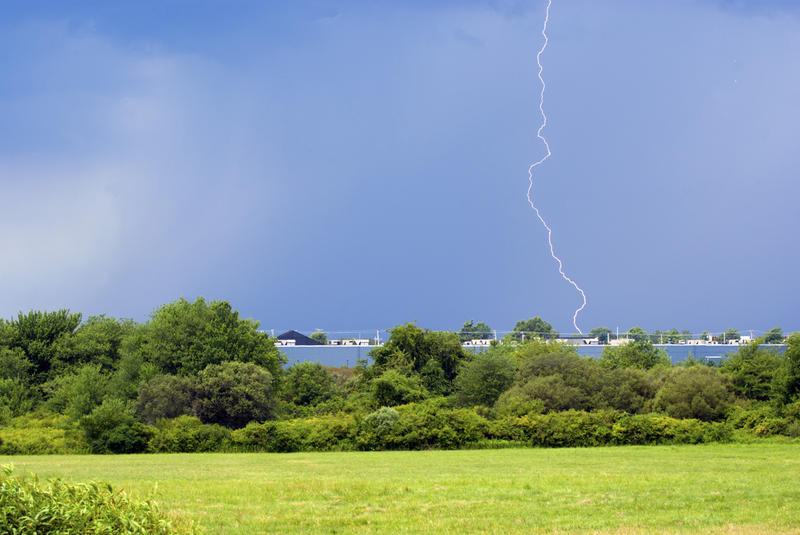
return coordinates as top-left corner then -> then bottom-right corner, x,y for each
0,467 -> 196,534
0,301 -> 796,455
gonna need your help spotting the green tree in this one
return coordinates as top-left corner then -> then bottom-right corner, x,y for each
7,309 -> 82,381
772,333 -> 800,405
719,329 -> 740,343
0,348 -> 37,419
626,326 -> 649,343
194,361 -> 277,428
599,340 -> 670,370
309,330 -> 328,345
142,298 -> 285,378
663,329 -> 682,344
650,330 -> 664,344
0,318 -> 14,347
458,321 -> 493,342
760,327 -> 784,344
653,366 -> 734,421
452,352 -> 516,407
589,327 -> 612,344
282,362 -> 339,406
0,347 -> 33,383
507,317 -> 558,342
51,315 -> 134,373
720,342 -> 782,401
44,364 -> 110,420
370,323 -> 467,386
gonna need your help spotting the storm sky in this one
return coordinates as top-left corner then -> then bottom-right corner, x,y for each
1,0 -> 798,335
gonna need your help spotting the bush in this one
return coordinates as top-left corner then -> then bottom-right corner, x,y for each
600,367 -> 657,414
281,362 -> 339,406
0,467 -> 197,534
136,374 -> 196,425
357,400 -> 489,451
194,361 -> 277,428
0,378 -> 37,419
370,370 -> 428,407
726,402 -> 800,437
357,407 -> 401,450
80,399 -> 153,454
497,352 -> 652,413
230,414 -> 355,452
0,413 -> 88,454
453,352 -> 516,407
493,391 -> 546,418
149,416 -> 231,453
654,367 -> 734,421
488,410 -> 731,447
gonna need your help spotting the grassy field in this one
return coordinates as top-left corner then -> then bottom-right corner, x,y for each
2,443 -> 799,534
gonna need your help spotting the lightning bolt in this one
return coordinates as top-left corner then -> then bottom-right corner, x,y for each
527,0 -> 587,334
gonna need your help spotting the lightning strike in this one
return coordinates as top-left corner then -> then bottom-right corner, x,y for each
527,0 -> 588,334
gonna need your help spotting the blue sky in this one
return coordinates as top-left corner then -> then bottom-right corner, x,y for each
1,0 -> 798,336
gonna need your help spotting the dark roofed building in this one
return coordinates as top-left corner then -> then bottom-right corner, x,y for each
276,330 -> 323,346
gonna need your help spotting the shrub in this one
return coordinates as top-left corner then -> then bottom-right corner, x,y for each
0,467 -> 197,534
654,367 -> 734,421
453,352 -> 516,407
726,402 -> 800,437
0,413 -> 88,455
194,361 -> 277,428
80,399 -> 153,454
364,407 -> 399,434
370,369 -> 428,407
277,415 -> 356,451
281,362 -> 339,406
230,414 -> 355,452
493,392 -> 545,418
136,374 -> 196,425
0,378 -> 37,419
357,400 -> 489,451
357,407 -> 400,449
600,367 -> 656,414
502,410 -> 618,447
149,416 -> 231,453
488,410 -> 731,447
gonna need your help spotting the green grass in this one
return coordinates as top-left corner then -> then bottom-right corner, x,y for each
2,443 -> 799,534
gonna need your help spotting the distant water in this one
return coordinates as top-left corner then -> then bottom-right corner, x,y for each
280,343 -> 786,367
573,344 -> 785,364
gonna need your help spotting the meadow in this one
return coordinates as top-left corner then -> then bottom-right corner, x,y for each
3,443 -> 799,534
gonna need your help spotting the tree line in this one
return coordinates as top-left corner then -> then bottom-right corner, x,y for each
455,319 -> 786,344
0,298 -> 798,454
